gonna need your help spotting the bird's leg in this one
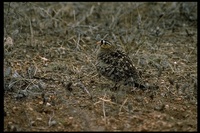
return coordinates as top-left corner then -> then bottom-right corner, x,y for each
111,82 -> 120,91
135,83 -> 147,91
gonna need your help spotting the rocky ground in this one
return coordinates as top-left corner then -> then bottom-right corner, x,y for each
4,2 -> 197,131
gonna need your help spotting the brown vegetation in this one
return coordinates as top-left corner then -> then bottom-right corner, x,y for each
4,2 -> 197,131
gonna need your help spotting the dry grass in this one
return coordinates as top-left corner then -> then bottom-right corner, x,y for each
4,2 -> 197,131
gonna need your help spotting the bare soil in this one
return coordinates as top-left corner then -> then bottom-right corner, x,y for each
4,2 -> 197,131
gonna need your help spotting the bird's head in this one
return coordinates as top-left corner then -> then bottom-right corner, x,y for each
96,39 -> 114,50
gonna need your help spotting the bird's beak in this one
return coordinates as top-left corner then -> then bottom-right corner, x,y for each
96,41 -> 101,45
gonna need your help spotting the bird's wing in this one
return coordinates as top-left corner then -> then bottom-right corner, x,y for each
98,50 -> 140,80
97,50 -> 147,89
110,50 -> 140,77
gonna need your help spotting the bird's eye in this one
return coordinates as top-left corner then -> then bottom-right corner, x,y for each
101,40 -> 104,44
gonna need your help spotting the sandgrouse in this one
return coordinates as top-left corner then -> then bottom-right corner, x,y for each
96,39 -> 146,90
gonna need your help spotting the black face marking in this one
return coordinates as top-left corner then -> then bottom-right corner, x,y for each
101,40 -> 111,45
101,40 -> 104,45
100,40 -> 107,46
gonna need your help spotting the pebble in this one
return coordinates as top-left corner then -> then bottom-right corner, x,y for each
154,104 -> 165,111
46,102 -> 51,106
69,117 -> 73,120
175,97 -> 182,101
165,104 -> 169,110
49,120 -> 57,126
36,117 -> 42,121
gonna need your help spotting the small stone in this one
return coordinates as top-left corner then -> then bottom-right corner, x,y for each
154,104 -> 165,111
175,97 -> 182,101
19,90 -> 28,97
46,102 -> 51,106
49,120 -> 57,126
36,117 -> 42,121
38,81 -> 47,90
85,36 -> 91,41
8,121 -> 13,125
135,96 -> 143,102
29,107 -> 33,111
165,104 -> 169,110
69,117 -> 73,120
39,101 -> 43,105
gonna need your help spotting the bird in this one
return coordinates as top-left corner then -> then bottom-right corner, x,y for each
95,39 -> 147,90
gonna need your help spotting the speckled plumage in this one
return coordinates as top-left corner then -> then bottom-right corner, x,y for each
96,40 -> 146,90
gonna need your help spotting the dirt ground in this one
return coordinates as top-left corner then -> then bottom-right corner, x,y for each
4,2 -> 197,131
